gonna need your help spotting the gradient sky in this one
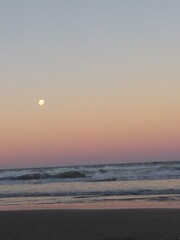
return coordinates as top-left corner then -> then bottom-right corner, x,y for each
1,0 -> 180,168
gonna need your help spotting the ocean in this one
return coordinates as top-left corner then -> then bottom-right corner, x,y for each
0,161 -> 180,210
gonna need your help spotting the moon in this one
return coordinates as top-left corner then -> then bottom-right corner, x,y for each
39,99 -> 45,106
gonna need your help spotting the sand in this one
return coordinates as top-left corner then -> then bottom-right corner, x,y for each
0,209 -> 180,240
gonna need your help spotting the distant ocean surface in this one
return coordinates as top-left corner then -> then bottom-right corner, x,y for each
0,161 -> 180,210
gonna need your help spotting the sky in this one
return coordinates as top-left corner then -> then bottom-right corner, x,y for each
0,0 -> 180,168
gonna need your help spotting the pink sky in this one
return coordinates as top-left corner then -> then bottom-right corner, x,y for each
1,1 -> 180,168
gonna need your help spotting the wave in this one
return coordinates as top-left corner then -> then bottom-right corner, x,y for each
0,188 -> 180,199
0,161 -> 180,183
0,171 -> 86,181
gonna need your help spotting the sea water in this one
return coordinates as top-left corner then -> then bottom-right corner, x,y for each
0,161 -> 180,210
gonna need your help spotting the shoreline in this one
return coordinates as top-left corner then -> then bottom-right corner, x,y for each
0,208 -> 180,239
1,199 -> 180,211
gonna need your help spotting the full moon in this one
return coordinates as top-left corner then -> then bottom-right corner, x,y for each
39,99 -> 45,106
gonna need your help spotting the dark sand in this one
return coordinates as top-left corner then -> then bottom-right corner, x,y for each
0,209 -> 180,240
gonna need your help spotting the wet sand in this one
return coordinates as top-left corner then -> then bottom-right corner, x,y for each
0,209 -> 180,240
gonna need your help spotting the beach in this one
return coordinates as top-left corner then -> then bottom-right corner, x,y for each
0,162 -> 180,239
0,209 -> 180,240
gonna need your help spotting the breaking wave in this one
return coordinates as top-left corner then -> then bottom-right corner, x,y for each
0,161 -> 179,183
0,171 -> 86,181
